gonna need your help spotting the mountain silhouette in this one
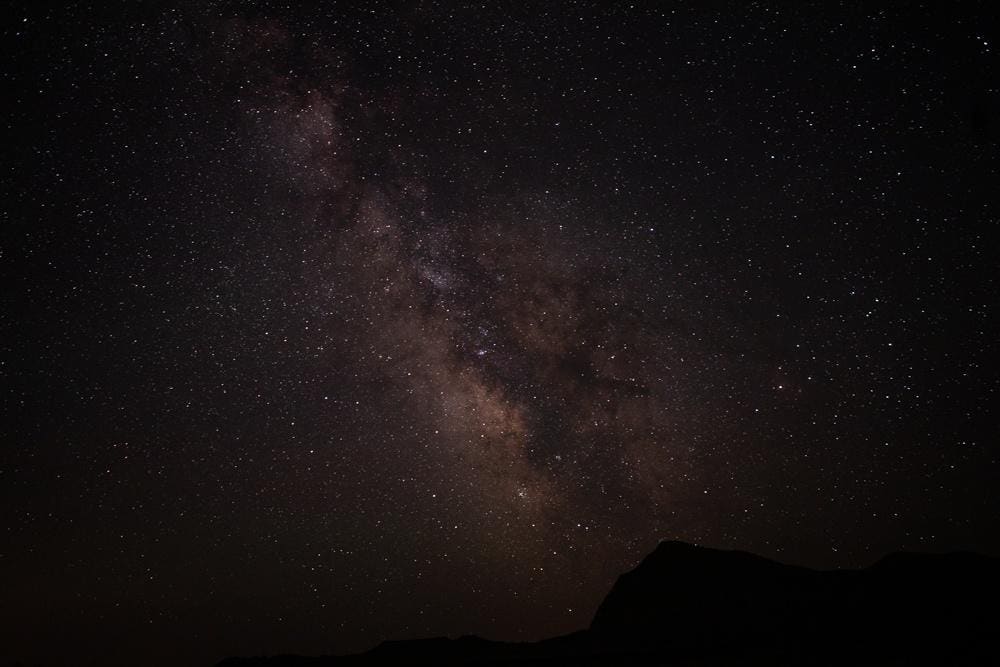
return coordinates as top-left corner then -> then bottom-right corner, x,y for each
218,541 -> 1000,665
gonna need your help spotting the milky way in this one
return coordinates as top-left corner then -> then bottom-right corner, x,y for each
219,15 -> 712,542
3,3 -> 997,666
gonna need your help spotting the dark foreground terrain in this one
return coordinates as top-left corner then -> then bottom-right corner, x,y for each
219,541 -> 999,665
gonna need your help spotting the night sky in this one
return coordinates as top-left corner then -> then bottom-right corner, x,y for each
2,2 -> 998,666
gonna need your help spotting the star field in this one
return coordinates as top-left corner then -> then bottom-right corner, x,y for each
2,2 -> 998,666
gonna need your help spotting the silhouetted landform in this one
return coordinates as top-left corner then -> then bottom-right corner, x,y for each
219,541 -> 1000,665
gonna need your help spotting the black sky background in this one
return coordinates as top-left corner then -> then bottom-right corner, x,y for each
2,2 -> 998,666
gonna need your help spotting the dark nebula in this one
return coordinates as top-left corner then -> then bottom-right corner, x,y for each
2,2 -> 997,666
